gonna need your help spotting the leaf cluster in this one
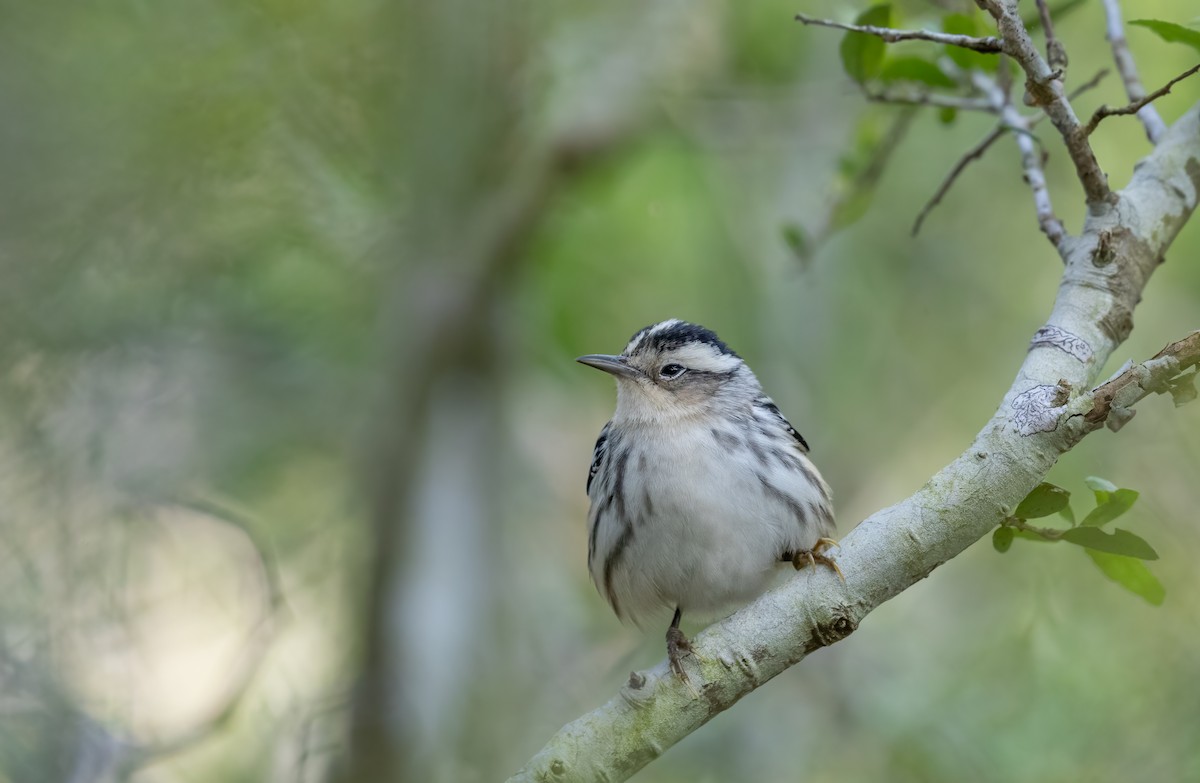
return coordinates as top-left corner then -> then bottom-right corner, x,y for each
838,5 -> 997,88
993,478 -> 1165,605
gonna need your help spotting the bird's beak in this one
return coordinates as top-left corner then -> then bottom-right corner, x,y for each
576,354 -> 640,379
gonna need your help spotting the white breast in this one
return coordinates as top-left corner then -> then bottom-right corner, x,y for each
588,415 -> 832,626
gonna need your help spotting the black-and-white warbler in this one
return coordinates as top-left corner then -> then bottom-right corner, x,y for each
578,319 -> 839,683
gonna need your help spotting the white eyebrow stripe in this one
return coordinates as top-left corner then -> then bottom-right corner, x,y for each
668,342 -> 740,373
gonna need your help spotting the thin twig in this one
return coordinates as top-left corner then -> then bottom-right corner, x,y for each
979,0 -> 1112,207
1085,331 -> 1200,425
1101,0 -> 1167,143
1014,129 -> 1065,249
865,91 -> 994,112
996,52 -> 1015,97
1068,68 -> 1109,101
794,13 -> 1004,53
1001,516 -> 1067,540
1085,63 -> 1200,136
912,125 -> 1007,236
972,70 -> 1067,253
1035,0 -> 1068,71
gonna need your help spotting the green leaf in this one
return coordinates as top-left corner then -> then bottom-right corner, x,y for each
937,106 -> 957,125
1061,526 -> 1159,560
1129,19 -> 1200,52
1085,549 -> 1166,605
829,188 -> 875,231
1014,483 -> 1071,519
992,525 -> 1014,553
1080,488 -> 1139,527
879,56 -> 956,88
840,5 -> 891,83
835,112 -> 884,178
781,223 -> 809,261
941,13 -> 997,72
1084,475 -> 1117,505
1084,476 -> 1117,493
1059,503 -> 1076,526
827,110 -> 892,231
941,12 -> 979,34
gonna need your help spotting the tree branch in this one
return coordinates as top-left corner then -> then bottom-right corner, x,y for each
794,13 -> 1004,53
508,102 -> 1200,783
914,66 -> 1110,240
970,71 -> 1067,253
1101,0 -> 1168,144
1034,0 -> 1068,72
977,0 -> 1112,207
1084,331 -> 1200,427
1085,64 -> 1200,136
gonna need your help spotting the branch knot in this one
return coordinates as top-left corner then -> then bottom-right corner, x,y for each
804,607 -> 858,653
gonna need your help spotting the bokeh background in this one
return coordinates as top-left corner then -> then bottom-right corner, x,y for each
1,1 -> 1198,781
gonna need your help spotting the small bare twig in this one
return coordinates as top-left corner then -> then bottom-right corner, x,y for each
1085,331 -> 1200,425
794,13 -> 1005,53
912,126 -> 1007,236
865,91 -> 994,112
1013,126 -> 1066,250
978,0 -> 1112,207
971,70 -> 1067,252
1035,0 -> 1069,72
1001,516 -> 1068,540
996,53 -> 1015,97
1101,0 -> 1168,144
1085,64 -> 1200,136
1068,68 -> 1110,101
929,55 -> 1065,247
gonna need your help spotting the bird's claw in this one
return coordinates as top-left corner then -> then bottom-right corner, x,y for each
666,626 -> 697,688
789,537 -> 845,582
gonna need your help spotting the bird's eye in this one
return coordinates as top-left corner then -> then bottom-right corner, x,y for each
660,363 -> 686,380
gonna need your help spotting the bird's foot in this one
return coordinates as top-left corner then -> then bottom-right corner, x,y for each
666,625 -> 696,686
787,537 -> 844,582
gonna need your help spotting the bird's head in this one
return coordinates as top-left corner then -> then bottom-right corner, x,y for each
577,319 -> 757,422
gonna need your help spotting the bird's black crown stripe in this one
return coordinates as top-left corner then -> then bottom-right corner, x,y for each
626,321 -> 737,357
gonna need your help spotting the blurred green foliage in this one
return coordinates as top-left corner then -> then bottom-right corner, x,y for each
0,1 -> 1198,782
1001,478 -> 1164,603
840,6 -> 892,83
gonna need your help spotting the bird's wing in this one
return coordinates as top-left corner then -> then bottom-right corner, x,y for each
587,421 -> 612,495
754,397 -> 809,452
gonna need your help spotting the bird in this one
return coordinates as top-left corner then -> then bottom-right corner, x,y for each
577,319 -> 839,684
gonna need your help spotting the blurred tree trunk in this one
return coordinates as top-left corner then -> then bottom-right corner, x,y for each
336,2 -> 521,780
337,0 -> 703,775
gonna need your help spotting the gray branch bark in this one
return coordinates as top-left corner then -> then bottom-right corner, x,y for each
793,13 -> 1003,52
1101,0 -> 1168,143
978,0 -> 1112,207
508,103 -> 1200,783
